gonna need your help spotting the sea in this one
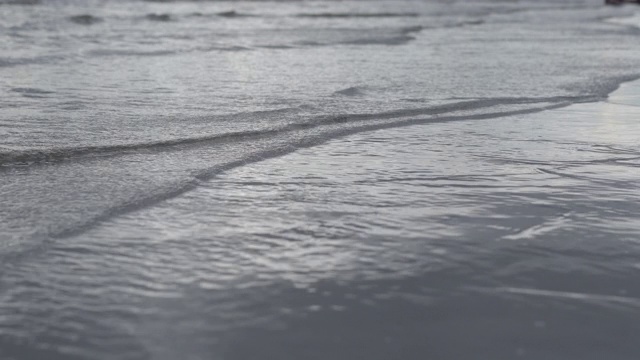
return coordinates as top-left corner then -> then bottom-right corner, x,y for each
1,0 -> 640,359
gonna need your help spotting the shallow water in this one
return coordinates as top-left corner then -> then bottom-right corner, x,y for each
2,0 -> 640,359
6,77 -> 640,360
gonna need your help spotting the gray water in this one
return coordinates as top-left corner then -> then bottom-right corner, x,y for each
2,0 -> 640,359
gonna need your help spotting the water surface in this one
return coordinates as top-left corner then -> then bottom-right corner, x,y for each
1,0 -> 640,359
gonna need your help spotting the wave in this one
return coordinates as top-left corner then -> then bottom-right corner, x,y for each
400,26 -> 424,34
217,10 -> 247,18
291,26 -> 426,48
333,23 -> 475,47
0,95 -> 596,168
68,14 -> 103,25
87,48 -> 177,57
258,45 -> 295,49
0,20 -> 476,70
86,44 -> 250,58
297,12 -> 419,19
0,0 -> 39,4
449,19 -> 485,28
0,55 -> 62,68
10,87 -> 55,98
0,129 -> 284,167
341,35 -> 415,46
201,45 -> 250,52
189,10 -> 254,18
0,87 -> 625,256
334,86 -> 367,97
88,42 -> 252,57
146,13 -> 172,22
10,87 -> 54,95
50,100 -> 579,242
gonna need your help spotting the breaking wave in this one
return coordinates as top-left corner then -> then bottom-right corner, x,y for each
0,95 -> 596,167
